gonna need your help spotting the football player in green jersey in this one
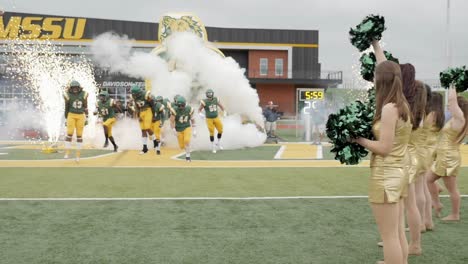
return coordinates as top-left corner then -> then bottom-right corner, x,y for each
151,96 -> 166,155
131,85 -> 156,154
64,80 -> 88,162
170,96 -> 196,162
94,90 -> 121,152
199,89 -> 226,153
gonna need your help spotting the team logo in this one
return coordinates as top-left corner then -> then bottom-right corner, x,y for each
159,14 -> 206,42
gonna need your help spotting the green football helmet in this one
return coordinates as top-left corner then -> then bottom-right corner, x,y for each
176,96 -> 186,107
130,85 -> 142,96
69,80 -> 82,94
173,94 -> 181,103
99,90 -> 109,102
206,89 -> 214,99
155,96 -> 163,102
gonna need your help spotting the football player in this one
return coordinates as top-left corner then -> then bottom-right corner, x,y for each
94,90 -> 120,152
64,80 -> 88,162
198,89 -> 226,153
130,85 -> 156,154
151,96 -> 166,155
170,96 -> 196,162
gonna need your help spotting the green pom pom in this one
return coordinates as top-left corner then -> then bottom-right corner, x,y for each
326,99 -> 375,165
439,66 -> 468,93
360,51 -> 399,82
349,15 -> 386,52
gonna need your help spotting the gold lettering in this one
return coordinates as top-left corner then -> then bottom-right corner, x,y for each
62,18 -> 86,39
0,16 -> 21,38
20,17 -> 42,39
41,17 -> 63,39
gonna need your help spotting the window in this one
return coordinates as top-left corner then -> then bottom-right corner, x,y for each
275,58 -> 283,76
260,58 -> 268,76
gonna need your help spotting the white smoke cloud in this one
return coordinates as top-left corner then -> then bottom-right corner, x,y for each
165,32 -> 264,126
5,40 -> 97,143
91,32 -> 266,150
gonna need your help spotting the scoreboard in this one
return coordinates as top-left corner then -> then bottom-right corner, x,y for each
299,89 -> 325,101
296,88 -> 325,115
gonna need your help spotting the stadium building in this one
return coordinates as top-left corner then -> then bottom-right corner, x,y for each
0,12 -> 342,119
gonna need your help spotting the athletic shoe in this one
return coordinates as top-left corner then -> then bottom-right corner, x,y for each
139,146 -> 148,155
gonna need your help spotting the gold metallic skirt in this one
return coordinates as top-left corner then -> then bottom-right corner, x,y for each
432,148 -> 460,177
369,166 -> 409,203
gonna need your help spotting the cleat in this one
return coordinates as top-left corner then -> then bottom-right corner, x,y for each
212,147 -> 217,154
103,141 -> 109,148
139,146 -> 148,154
156,150 -> 161,155
217,144 -> 224,150
75,157 -> 80,163
64,154 -> 69,159
114,146 -> 118,152
185,156 -> 191,162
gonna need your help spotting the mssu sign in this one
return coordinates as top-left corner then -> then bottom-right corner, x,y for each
0,16 -> 86,40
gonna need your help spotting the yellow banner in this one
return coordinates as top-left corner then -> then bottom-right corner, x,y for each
0,16 -> 86,40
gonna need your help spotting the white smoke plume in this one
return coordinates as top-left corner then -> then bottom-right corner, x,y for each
4,39 -> 97,143
91,32 -> 266,151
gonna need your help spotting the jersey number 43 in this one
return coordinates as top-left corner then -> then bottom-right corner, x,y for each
72,100 -> 83,109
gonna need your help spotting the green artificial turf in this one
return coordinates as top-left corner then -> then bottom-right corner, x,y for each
0,149 -> 113,160
1,199 -> 467,264
188,146 -> 281,160
1,167 -> 468,264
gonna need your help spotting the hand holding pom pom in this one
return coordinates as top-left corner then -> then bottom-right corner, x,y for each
440,66 -> 468,93
349,15 -> 386,52
360,51 -> 399,82
326,100 -> 375,165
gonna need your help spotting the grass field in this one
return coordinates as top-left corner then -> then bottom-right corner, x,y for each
1,167 -> 468,264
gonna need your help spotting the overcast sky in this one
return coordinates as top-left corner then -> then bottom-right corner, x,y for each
1,0 -> 467,83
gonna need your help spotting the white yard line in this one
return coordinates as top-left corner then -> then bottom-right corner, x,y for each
316,144 -> 323,159
0,195 -> 466,201
273,145 -> 286,159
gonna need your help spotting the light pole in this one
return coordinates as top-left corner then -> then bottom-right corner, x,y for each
446,0 -> 451,68
444,0 -> 451,109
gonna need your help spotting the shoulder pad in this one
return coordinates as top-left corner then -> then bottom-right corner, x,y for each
145,91 -> 152,100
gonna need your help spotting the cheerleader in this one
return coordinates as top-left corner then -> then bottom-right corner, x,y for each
427,86 -> 467,221
420,91 -> 444,229
403,80 -> 427,255
354,60 -> 411,264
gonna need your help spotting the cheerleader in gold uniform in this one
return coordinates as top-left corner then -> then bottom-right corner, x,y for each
427,86 -> 468,221
354,60 -> 411,264
420,91 -> 444,229
402,81 -> 427,255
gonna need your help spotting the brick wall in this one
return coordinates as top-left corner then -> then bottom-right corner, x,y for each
248,50 -> 288,79
256,83 -> 295,115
